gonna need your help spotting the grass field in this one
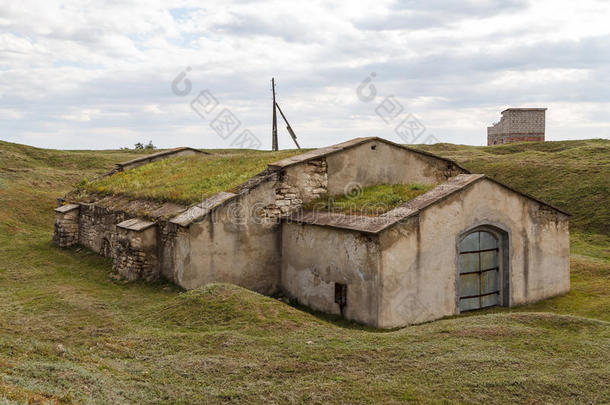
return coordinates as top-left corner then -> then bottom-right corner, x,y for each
0,139 -> 608,403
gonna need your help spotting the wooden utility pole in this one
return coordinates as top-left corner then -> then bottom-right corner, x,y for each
275,102 -> 300,149
271,78 -> 300,150
271,78 -> 278,151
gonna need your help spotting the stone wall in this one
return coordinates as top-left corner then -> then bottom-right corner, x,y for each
53,204 -> 80,247
487,108 -> 546,145
267,158 -> 328,218
53,201 -> 175,282
113,219 -> 159,281
78,203 -> 128,255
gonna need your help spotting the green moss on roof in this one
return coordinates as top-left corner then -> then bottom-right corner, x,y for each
304,183 -> 436,216
78,149 -> 306,204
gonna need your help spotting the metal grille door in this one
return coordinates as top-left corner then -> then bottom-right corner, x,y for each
458,231 -> 499,311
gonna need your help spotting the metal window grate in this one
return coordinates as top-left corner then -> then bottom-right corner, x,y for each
458,231 -> 499,312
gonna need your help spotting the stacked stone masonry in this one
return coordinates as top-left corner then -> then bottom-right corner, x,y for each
263,158 -> 328,219
114,222 -> 159,282
53,205 -> 80,247
55,202 -> 170,282
78,204 -> 128,254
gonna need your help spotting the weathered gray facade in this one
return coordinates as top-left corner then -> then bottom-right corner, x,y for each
54,137 -> 570,328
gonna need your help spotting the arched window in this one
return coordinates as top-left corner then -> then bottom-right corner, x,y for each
458,230 -> 500,311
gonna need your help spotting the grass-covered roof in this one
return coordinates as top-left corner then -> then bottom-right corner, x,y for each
77,149 -> 306,205
303,183 -> 436,216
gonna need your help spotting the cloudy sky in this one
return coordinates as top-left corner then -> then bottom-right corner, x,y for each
1,0 -> 609,150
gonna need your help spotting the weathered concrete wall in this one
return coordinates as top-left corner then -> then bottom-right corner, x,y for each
378,178 -> 569,328
172,159 -> 332,294
168,140 -> 465,298
325,140 -> 465,195
158,222 -> 178,281
281,222 -> 381,326
172,177 -> 282,294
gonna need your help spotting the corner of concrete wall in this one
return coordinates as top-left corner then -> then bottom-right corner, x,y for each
280,221 -> 382,327
173,181 -> 283,295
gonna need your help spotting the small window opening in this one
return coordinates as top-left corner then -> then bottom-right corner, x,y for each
334,283 -> 347,315
371,144 -> 377,150
101,237 -> 111,257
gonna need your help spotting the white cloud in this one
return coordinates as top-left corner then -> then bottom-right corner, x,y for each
0,0 -> 608,150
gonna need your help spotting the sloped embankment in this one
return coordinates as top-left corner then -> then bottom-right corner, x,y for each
416,139 -> 610,234
142,283 -> 324,332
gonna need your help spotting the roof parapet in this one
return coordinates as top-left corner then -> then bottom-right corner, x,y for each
170,192 -> 237,227
117,218 -> 156,232
285,173 -> 568,234
54,203 -> 80,213
115,147 -> 210,172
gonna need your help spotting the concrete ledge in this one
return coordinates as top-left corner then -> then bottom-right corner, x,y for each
114,147 -> 210,173
268,137 -> 468,173
170,192 -> 237,227
286,174 -> 485,234
117,218 -> 156,232
55,203 -> 80,213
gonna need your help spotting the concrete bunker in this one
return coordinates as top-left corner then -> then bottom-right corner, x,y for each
284,174 -> 570,328
53,137 -> 570,329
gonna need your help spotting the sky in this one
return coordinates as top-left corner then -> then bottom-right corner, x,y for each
1,0 -> 609,150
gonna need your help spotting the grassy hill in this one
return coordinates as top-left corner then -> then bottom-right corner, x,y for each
0,139 -> 608,403
415,139 -> 610,235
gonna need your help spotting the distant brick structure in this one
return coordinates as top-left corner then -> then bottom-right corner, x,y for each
487,108 -> 546,145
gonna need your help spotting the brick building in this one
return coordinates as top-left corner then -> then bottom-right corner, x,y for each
487,108 -> 546,145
